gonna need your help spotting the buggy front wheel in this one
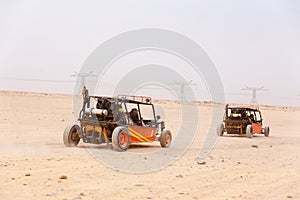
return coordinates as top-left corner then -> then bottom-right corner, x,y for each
112,127 -> 130,152
264,126 -> 270,137
246,125 -> 253,138
160,130 -> 172,148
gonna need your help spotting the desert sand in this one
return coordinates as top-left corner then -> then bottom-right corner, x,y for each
0,91 -> 299,200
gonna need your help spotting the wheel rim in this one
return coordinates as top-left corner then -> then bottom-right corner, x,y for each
119,131 -> 129,148
70,127 -> 80,143
166,133 -> 171,144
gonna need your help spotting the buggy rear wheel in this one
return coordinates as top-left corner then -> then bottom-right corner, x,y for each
246,125 -> 253,138
112,127 -> 130,152
160,130 -> 172,148
217,123 -> 225,136
63,124 -> 80,147
264,126 -> 270,137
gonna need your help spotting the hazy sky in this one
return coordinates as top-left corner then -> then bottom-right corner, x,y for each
0,0 -> 299,106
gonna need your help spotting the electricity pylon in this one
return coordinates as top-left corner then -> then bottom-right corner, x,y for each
70,71 -> 96,89
170,80 -> 196,102
241,86 -> 268,104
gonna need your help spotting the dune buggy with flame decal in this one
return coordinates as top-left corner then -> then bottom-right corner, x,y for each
63,87 -> 172,151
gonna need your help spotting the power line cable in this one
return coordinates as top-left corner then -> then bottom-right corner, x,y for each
0,76 -> 75,83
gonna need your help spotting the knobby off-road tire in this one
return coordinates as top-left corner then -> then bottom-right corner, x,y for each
217,123 -> 225,136
264,126 -> 270,137
160,130 -> 172,148
112,127 -> 130,152
246,125 -> 253,138
63,124 -> 80,147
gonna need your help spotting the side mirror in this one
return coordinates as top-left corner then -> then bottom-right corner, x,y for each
156,115 -> 161,120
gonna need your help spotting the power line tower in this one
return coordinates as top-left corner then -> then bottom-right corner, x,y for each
241,86 -> 268,104
70,71 -> 96,89
170,80 -> 196,102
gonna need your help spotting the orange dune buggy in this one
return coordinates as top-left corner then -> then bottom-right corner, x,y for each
63,87 -> 172,151
218,104 -> 270,138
